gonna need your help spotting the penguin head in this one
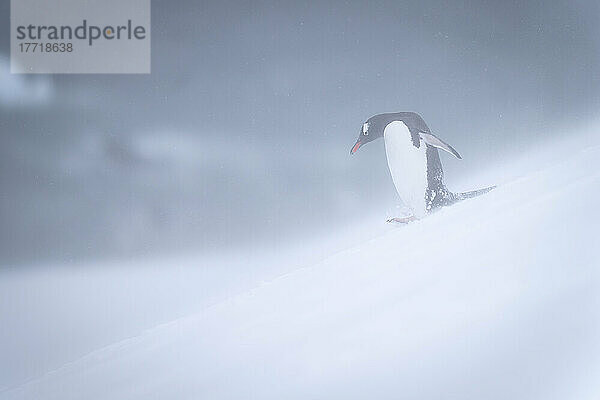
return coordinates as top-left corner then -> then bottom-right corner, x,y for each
350,112 -> 429,155
350,118 -> 383,154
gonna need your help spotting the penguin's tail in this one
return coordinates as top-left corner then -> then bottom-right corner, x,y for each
453,185 -> 497,201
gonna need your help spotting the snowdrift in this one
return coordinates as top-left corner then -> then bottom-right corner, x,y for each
2,132 -> 599,400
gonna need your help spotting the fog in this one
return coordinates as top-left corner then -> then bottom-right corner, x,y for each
2,0 -> 600,265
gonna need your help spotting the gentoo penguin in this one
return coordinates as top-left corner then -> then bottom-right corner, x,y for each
350,112 -> 495,223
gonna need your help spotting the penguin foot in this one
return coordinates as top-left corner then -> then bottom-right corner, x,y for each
386,216 -> 418,224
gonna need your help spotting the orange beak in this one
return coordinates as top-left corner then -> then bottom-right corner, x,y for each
350,140 -> 362,155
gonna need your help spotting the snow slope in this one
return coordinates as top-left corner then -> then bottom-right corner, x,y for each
2,132 -> 600,400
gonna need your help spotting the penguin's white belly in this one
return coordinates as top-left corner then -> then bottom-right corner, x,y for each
383,121 -> 428,217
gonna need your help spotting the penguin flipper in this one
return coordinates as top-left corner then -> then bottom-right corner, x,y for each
419,132 -> 462,159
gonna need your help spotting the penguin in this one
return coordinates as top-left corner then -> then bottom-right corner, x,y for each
350,112 -> 495,223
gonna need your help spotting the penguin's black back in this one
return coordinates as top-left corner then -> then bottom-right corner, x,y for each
424,146 -> 454,211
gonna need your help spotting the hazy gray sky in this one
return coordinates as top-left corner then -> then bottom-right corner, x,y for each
2,0 -> 599,264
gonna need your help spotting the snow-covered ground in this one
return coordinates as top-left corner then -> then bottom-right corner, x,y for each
1,129 -> 599,399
